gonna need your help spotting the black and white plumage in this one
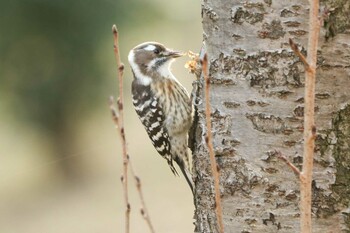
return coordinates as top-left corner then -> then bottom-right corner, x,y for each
128,42 -> 194,192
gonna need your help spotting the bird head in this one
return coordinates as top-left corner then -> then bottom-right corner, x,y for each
128,42 -> 183,84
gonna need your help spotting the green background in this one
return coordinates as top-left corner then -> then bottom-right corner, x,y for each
0,1 -> 201,232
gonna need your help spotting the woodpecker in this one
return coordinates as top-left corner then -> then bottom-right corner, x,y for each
128,42 -> 194,192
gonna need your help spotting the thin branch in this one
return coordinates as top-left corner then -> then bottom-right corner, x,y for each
288,1 -> 320,230
300,0 -> 320,232
129,162 -> 155,233
109,97 -> 119,126
111,24 -> 155,233
110,97 -> 155,233
112,25 -> 125,114
135,175 -> 156,233
201,54 -> 224,233
275,151 -> 301,176
112,24 -> 130,233
289,38 -> 311,72
287,4 -> 320,233
109,97 -> 130,233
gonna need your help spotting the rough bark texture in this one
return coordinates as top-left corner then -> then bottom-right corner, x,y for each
191,0 -> 350,232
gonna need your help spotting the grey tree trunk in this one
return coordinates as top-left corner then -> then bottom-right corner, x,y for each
191,0 -> 350,232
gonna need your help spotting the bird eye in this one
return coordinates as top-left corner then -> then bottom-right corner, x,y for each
154,49 -> 160,54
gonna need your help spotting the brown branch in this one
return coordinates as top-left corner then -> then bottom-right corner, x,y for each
275,150 -> 301,176
201,54 -> 224,233
112,25 -> 125,113
136,176 -> 156,233
300,0 -> 320,232
109,96 -> 130,233
111,24 -> 155,233
109,97 -> 119,125
287,3 -> 320,233
288,1 -> 320,231
129,162 -> 155,233
112,24 -> 129,233
289,38 -> 311,72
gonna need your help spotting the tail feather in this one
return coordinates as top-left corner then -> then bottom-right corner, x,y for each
174,156 -> 194,194
167,160 -> 179,176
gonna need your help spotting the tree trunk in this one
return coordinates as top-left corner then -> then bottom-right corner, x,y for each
191,0 -> 350,232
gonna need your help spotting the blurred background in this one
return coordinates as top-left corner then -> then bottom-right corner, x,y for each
0,0 -> 202,232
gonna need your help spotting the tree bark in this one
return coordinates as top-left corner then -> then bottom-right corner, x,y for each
191,0 -> 350,232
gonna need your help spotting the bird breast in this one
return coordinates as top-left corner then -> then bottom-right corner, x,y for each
152,79 -> 192,135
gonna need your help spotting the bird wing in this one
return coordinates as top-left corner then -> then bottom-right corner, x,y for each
131,80 -> 178,176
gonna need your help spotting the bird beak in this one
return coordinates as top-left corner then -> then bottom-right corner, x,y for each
164,49 -> 184,58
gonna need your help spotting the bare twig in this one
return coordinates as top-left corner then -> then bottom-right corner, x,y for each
300,0 -> 320,231
135,175 -> 156,233
112,24 -> 129,233
109,96 -> 130,233
201,54 -> 224,233
276,151 -> 301,176
109,97 -> 119,125
111,24 -> 155,233
288,0 -> 320,232
289,39 -> 311,72
129,162 -> 155,233
112,25 -> 125,111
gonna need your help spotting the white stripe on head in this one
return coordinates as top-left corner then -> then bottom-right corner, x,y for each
134,41 -> 161,50
143,45 -> 156,51
147,59 -> 157,72
128,50 -> 152,85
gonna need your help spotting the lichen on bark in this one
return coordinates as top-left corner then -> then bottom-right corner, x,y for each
332,106 -> 350,217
